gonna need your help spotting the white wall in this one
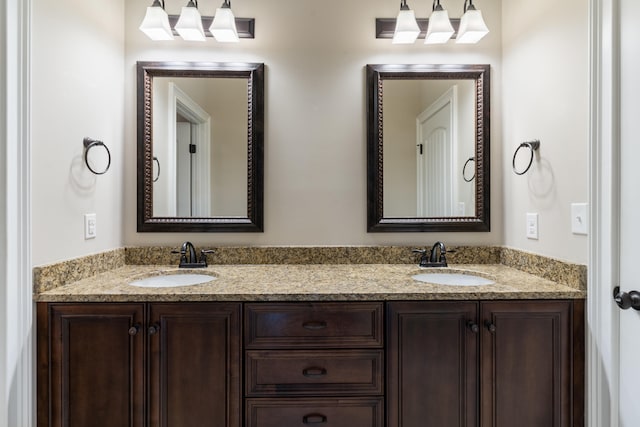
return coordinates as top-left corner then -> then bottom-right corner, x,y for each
502,0 -> 589,263
31,0 -> 126,265
124,0 -> 504,248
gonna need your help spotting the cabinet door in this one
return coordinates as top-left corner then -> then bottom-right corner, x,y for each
38,303 -> 145,427
148,303 -> 241,427
387,302 -> 479,427
480,301 -> 572,427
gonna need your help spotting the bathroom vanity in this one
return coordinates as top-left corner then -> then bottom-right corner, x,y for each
35,261 -> 585,427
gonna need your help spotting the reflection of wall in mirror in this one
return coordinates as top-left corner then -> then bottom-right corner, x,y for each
152,77 -> 248,217
383,79 -> 475,217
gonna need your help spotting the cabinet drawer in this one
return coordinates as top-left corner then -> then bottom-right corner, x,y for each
244,303 -> 383,348
246,350 -> 384,396
245,398 -> 383,427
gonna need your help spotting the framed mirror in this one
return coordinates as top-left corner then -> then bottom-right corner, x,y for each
137,61 -> 264,232
366,64 -> 490,232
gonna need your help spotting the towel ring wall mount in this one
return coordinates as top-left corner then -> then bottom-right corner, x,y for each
512,139 -> 540,175
83,137 -> 111,175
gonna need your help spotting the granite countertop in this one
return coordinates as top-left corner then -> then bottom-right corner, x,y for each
34,263 -> 585,302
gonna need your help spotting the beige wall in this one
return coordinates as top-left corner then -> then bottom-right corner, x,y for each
30,0 -> 589,266
31,0 -> 125,265
124,0 -> 504,249
501,0 -> 589,263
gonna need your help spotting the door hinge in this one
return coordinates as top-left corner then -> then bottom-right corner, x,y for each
189,144 -> 196,154
417,144 -> 423,155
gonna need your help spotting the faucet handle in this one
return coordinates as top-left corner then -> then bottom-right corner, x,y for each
199,249 -> 215,267
412,248 -> 427,255
171,249 -> 187,263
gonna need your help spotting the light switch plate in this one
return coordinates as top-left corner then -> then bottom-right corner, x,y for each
526,213 -> 539,240
84,213 -> 96,239
571,203 -> 588,235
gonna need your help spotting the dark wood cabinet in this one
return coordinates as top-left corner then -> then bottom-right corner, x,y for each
387,300 -> 584,427
387,302 -> 479,427
244,302 -> 385,427
480,301 -> 580,427
37,303 -> 145,427
38,302 -> 241,427
39,299 -> 583,427
245,398 -> 384,427
148,303 -> 241,427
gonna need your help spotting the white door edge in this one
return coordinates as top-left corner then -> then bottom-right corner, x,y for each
588,0 -> 621,426
1,0 -> 33,426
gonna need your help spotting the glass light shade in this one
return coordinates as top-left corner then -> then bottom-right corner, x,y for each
456,8 -> 489,44
392,9 -> 420,44
424,9 -> 454,44
175,6 -> 206,41
210,7 -> 239,42
139,6 -> 174,40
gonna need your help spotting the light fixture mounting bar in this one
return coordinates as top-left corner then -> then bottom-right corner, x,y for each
168,15 -> 255,38
376,18 -> 460,39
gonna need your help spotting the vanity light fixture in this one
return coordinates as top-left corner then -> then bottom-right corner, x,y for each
375,0 -> 489,44
456,0 -> 489,43
139,0 -> 255,42
392,0 -> 420,44
210,0 -> 239,42
424,0 -> 454,44
175,0 -> 206,41
139,0 -> 174,40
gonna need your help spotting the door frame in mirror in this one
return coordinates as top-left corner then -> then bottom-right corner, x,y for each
137,61 -> 264,232
366,64 -> 490,232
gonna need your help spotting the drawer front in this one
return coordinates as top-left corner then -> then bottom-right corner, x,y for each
245,398 -> 383,427
244,303 -> 384,349
246,350 -> 384,396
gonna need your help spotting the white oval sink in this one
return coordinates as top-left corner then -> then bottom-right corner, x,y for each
129,273 -> 216,288
412,272 -> 495,286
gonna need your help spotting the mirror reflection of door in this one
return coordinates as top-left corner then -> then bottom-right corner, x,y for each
172,85 -> 211,217
382,79 -> 477,218
416,86 -> 456,217
151,77 -> 249,218
176,120 -> 193,216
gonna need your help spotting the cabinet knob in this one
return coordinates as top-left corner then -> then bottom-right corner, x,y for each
128,324 -> 140,336
303,414 -> 327,424
148,324 -> 160,335
302,367 -> 327,377
466,321 -> 479,333
302,321 -> 327,330
484,320 -> 496,333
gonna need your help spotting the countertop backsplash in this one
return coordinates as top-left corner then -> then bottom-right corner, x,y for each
33,245 -> 586,296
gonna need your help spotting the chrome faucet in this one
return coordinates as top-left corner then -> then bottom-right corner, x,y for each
413,241 -> 448,268
172,242 -> 215,268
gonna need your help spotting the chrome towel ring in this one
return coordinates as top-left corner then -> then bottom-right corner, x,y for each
463,157 -> 475,182
512,139 -> 540,175
83,137 -> 111,175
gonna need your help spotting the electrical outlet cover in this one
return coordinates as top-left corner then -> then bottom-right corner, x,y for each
571,203 -> 588,235
84,213 -> 96,239
526,213 -> 539,240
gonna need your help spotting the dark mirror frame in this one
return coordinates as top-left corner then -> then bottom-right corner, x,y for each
366,63 -> 490,232
137,61 -> 264,232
